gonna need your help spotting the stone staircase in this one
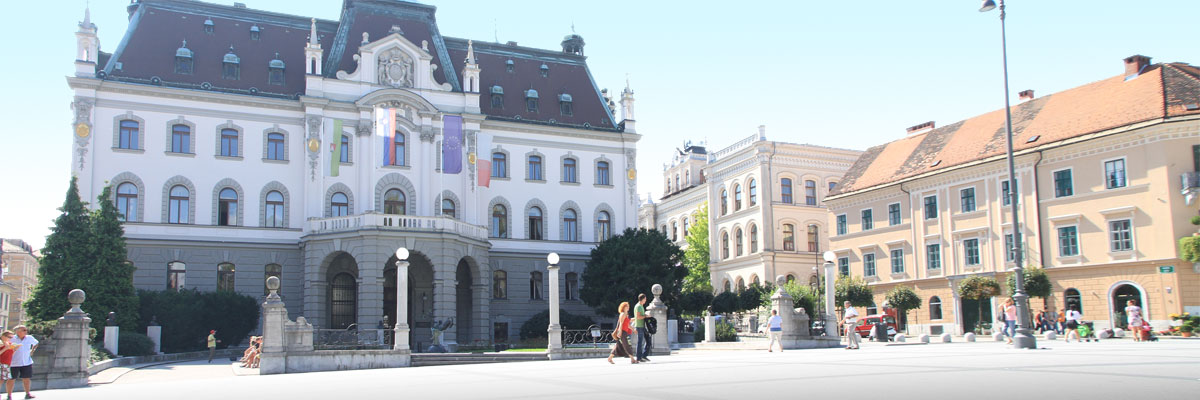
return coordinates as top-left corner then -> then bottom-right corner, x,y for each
411,352 -> 549,367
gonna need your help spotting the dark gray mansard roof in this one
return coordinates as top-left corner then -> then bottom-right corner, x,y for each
98,0 -> 619,132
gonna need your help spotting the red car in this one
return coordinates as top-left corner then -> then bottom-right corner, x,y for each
854,314 -> 898,339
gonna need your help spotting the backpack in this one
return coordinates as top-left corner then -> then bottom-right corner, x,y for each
646,317 -> 658,335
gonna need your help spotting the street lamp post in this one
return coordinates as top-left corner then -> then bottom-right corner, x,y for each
822,251 -> 837,338
393,247 -> 411,351
978,0 -> 1036,349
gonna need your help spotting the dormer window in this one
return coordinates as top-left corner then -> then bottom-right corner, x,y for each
222,46 -> 240,80
204,18 -> 214,34
250,25 -> 261,40
490,86 -> 504,109
558,94 -> 573,116
505,59 -> 514,73
525,89 -> 538,112
175,40 -> 193,75
268,53 -> 285,86
539,64 -> 549,78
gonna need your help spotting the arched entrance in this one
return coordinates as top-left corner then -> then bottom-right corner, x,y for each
1110,282 -> 1146,329
327,252 -> 359,329
456,259 -> 473,344
384,251 -> 434,350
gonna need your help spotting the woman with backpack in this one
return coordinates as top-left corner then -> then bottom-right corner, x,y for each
607,301 -> 638,364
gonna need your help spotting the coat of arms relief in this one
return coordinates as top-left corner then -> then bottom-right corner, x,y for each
378,48 -> 414,88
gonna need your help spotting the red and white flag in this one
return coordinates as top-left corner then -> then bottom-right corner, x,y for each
477,132 -> 492,187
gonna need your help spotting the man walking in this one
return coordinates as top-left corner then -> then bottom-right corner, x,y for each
9,326 -> 37,399
634,294 -> 650,362
207,330 -> 219,363
843,301 -> 860,350
766,309 -> 783,353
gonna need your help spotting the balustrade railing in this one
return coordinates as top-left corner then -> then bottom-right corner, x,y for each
309,214 -> 489,241
312,328 -> 388,350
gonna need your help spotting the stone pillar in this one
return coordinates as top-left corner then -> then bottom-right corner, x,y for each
146,319 -> 162,355
771,275 -> 797,348
261,277 -> 287,355
36,289 -> 91,389
546,260 -> 563,359
394,257 -> 411,351
647,284 -> 669,355
103,326 -> 119,356
824,260 -> 838,340
704,310 -> 716,343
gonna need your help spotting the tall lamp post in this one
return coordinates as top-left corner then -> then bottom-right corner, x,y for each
978,0 -> 1036,349
821,251 -> 837,338
393,247 -> 411,351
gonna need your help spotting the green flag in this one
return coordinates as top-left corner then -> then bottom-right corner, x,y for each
331,119 -> 342,177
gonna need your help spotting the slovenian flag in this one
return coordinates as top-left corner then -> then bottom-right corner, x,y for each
442,115 -> 463,174
477,132 -> 492,187
379,107 -> 397,166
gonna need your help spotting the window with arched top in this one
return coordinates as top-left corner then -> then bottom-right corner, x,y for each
491,204 -> 508,238
492,152 -> 508,178
671,222 -> 678,242
735,228 -> 744,256
1065,288 -> 1082,313
720,190 -> 729,215
220,128 -> 239,157
930,296 -> 943,320
782,224 -> 795,251
721,231 -> 730,259
168,185 -> 190,224
563,158 -> 578,183
807,225 -> 819,252
265,191 -> 285,227
528,207 -> 544,240
384,189 -> 405,215
752,275 -> 760,287
116,182 -> 138,222
749,224 -> 758,253
442,198 -> 456,219
734,184 -> 743,211
781,178 -> 793,204
492,270 -> 507,299
597,211 -> 612,241
217,263 -> 236,292
736,277 -> 745,293
805,180 -> 818,205
786,274 -> 796,284
217,188 -> 238,226
748,179 -> 757,206
331,192 -> 349,217
596,161 -> 610,185
171,124 -> 191,153
563,209 -> 578,241
266,132 -> 285,160
723,280 -> 731,293
528,155 -> 543,180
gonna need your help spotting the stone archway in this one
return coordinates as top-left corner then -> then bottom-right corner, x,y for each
1110,282 -> 1147,329
384,251 -> 435,350
326,252 -> 359,329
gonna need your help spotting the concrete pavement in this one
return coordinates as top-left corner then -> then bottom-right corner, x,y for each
45,339 -> 1200,399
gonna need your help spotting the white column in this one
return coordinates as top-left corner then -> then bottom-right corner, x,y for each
547,263 -> 562,355
824,260 -> 838,339
394,259 -> 411,351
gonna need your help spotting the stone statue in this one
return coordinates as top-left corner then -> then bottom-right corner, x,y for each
377,48 -> 414,88
426,317 -> 455,353
106,311 -> 117,326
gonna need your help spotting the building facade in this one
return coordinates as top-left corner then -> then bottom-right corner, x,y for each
827,55 -> 1200,335
0,239 -> 39,328
67,0 -> 640,348
639,128 -> 861,293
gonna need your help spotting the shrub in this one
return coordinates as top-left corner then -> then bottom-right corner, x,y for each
1179,236 -> 1200,263
90,345 -> 113,366
693,321 -> 704,342
518,310 -> 597,341
1190,215 -> 1200,226
118,331 -> 156,356
136,289 -> 259,353
782,283 -> 819,320
715,321 -> 737,342
1180,324 -> 1194,333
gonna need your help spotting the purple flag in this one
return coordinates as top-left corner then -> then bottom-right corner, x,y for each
442,115 -> 463,174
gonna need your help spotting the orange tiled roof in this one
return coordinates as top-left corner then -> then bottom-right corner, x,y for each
832,62 -> 1200,197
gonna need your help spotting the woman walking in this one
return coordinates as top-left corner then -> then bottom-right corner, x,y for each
1002,298 -> 1017,345
1125,300 -> 1143,342
1064,307 -> 1082,342
607,301 -> 637,364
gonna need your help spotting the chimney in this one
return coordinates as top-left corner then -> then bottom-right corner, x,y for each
1018,89 -> 1034,101
1124,55 -> 1151,80
906,121 -> 935,135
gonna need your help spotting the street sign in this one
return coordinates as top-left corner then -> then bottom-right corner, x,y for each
1159,266 -> 1175,274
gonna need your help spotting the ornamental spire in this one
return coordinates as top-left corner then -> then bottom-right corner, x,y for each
308,18 -> 318,46
465,40 -> 476,65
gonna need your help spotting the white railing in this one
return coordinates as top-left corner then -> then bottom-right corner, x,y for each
708,133 -> 760,161
309,214 -> 489,241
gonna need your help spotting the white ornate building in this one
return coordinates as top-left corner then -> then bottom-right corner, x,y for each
639,128 -> 861,293
67,0 -> 640,348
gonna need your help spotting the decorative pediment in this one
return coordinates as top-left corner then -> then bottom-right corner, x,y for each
335,32 -> 451,91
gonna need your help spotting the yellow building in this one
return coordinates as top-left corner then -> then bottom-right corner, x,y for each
826,55 -> 1200,335
0,239 -> 38,328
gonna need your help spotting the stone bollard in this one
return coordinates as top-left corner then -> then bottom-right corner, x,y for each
964,332 -> 976,342
918,334 -> 930,343
894,333 -> 906,342
940,333 -> 952,343
647,284 -> 670,356
1045,331 -> 1057,341
146,316 -> 162,354
993,332 -> 1005,342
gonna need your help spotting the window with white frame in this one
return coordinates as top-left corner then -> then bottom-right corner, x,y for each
888,203 -> 901,225
890,248 -> 904,274
863,253 -> 876,276
1001,179 -> 1018,206
926,244 -> 941,270
1104,159 -> 1127,189
1053,169 -> 1074,197
960,187 -> 976,212
836,214 -> 847,235
1108,219 -> 1132,252
838,257 -> 850,276
923,195 -> 938,219
861,209 -> 873,231
964,238 -> 981,266
1057,226 -> 1079,256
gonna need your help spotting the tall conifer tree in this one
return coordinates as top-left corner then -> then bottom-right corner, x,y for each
26,177 -> 93,322
87,184 -> 140,330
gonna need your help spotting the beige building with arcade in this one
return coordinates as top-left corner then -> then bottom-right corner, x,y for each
826,55 -> 1200,335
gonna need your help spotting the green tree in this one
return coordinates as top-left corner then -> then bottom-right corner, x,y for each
26,177 -> 93,323
958,275 -> 1002,332
835,276 -> 874,309
581,228 -> 686,316
1005,267 -> 1051,299
885,286 -> 922,330
710,291 -> 739,314
739,283 -> 765,312
781,282 -> 819,320
87,184 -> 140,330
682,203 -> 712,293
678,289 -> 715,317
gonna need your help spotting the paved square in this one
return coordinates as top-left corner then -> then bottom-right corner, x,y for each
54,339 -> 1200,399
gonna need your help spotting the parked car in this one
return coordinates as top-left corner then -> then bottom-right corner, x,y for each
854,314 -> 898,339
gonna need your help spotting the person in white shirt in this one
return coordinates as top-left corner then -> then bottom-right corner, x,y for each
843,301 -> 860,350
766,309 -> 784,353
1124,300 -> 1144,342
9,325 -> 37,400
1064,308 -> 1083,343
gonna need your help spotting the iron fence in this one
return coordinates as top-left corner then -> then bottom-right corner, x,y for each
313,328 -> 389,350
562,325 -> 617,348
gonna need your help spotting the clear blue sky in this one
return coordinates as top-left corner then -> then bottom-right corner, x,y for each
2,0 -> 1196,250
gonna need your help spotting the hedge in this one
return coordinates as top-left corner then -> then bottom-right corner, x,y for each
136,289 -> 259,353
